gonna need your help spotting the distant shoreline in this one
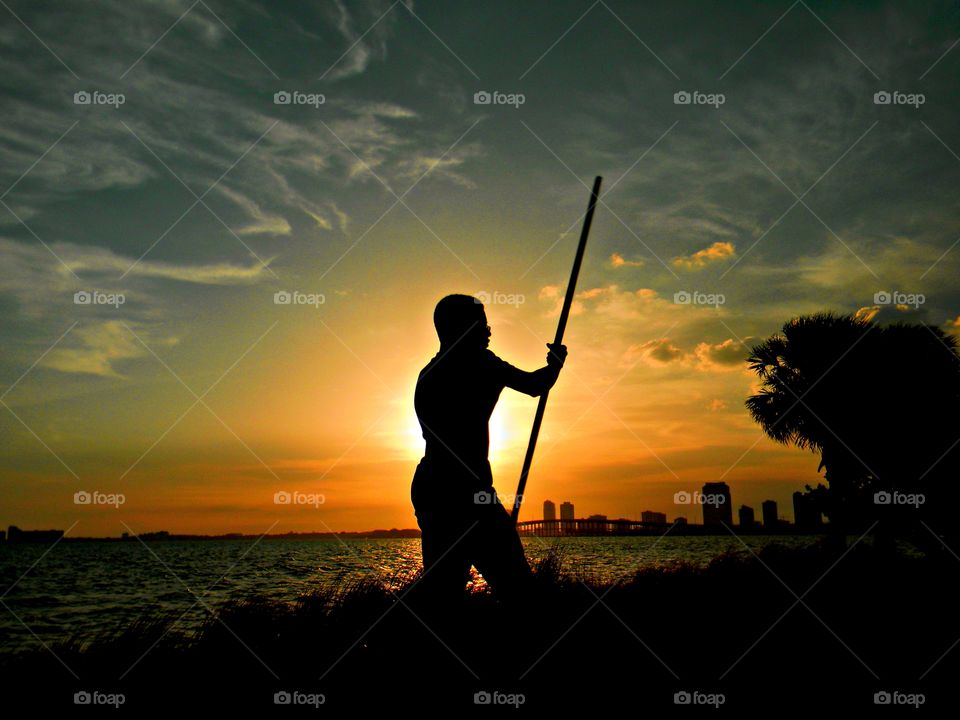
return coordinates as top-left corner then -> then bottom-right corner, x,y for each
1,526 -> 835,542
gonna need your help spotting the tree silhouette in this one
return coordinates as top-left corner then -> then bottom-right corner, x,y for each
746,312 -> 960,554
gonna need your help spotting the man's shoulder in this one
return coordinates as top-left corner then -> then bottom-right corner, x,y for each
417,350 -> 504,382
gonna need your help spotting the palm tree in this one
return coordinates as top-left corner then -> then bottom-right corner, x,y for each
746,312 -> 960,553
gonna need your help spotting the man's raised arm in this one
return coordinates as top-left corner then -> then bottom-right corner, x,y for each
497,343 -> 567,397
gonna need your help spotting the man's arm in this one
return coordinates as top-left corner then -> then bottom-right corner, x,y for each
493,344 -> 567,397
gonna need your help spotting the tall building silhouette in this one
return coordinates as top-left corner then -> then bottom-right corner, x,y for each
701,482 -> 732,526
762,499 -> 778,528
642,510 -> 667,524
559,501 -> 574,534
739,505 -> 755,528
543,500 -> 556,522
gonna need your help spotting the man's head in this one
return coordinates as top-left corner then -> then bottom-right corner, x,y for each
433,294 -> 491,350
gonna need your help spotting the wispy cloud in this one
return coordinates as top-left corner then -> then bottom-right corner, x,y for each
672,241 -> 736,270
216,185 -> 291,236
610,252 -> 644,268
40,320 -> 175,377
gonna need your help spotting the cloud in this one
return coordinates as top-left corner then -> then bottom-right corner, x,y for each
40,320 -> 174,378
304,209 -> 333,230
216,186 -> 291,236
398,152 -> 479,189
693,339 -> 749,371
541,284 -> 654,318
672,241 -> 736,270
610,252 -> 644,268
620,336 -> 748,372
60,244 -> 273,284
623,338 -> 685,367
0,237 -> 272,325
853,303 -> 929,325
319,1 -> 416,80
330,202 -> 350,233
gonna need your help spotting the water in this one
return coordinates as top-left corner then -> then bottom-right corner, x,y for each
0,535 -> 824,654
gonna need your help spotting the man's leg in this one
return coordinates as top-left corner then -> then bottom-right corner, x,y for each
470,500 -> 535,608
414,516 -> 473,634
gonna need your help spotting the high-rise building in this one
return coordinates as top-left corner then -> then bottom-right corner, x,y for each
560,501 -> 575,520
641,510 -> 667,524
544,500 -> 556,522
701,482 -> 733,526
739,505 -> 756,528
762,500 -> 778,527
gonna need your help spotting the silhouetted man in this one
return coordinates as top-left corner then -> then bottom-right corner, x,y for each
411,293 -> 566,624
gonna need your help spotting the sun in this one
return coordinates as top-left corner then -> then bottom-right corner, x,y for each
402,402 -> 514,464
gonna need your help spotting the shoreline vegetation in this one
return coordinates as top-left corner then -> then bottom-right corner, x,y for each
2,538 -> 955,711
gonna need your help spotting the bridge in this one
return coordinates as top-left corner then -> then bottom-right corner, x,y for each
516,518 -> 673,536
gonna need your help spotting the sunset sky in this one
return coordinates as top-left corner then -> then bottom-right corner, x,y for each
2,0 -> 959,536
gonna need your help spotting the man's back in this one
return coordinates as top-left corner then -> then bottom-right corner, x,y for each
414,347 -> 513,488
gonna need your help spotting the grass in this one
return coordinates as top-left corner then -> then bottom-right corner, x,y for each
2,538 -> 956,711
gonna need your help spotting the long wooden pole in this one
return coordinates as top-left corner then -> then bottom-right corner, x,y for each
511,175 -> 602,523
